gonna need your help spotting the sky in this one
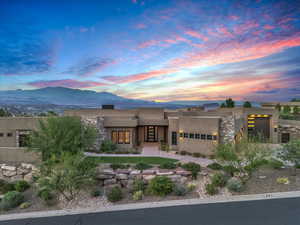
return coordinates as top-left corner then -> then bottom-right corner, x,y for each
0,0 -> 300,102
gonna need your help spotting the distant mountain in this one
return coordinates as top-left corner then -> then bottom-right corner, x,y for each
0,87 -> 260,109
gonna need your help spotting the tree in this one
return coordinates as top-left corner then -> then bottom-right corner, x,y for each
291,98 -> 300,102
275,104 -> 281,111
293,106 -> 299,115
37,153 -> 97,201
29,117 -> 97,161
0,108 -> 12,117
283,105 -> 291,114
221,98 -> 235,108
243,101 -> 252,108
279,139 -> 300,173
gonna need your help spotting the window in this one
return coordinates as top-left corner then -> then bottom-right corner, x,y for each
195,133 -> 200,139
179,132 -> 183,138
189,133 -> 194,139
125,131 -> 130,144
19,134 -> 29,147
183,133 -> 188,138
0,133 -> 3,137
213,135 -> 217,140
201,134 -> 206,140
171,132 -> 177,145
118,131 -> 124,144
207,135 -> 213,140
281,133 -> 290,143
7,133 -> 13,137
112,131 -> 118,144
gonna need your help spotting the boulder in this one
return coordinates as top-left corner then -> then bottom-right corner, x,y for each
167,175 -> 182,183
180,176 -> 188,184
116,174 -> 128,180
175,170 -> 191,176
1,165 -> 16,171
102,169 -> 115,175
21,163 -> 33,170
157,171 -> 174,176
143,175 -> 156,181
17,167 -> 29,175
3,170 -> 17,177
142,170 -> 156,175
116,169 -> 130,174
96,174 -> 115,180
23,173 -> 33,182
130,170 -> 141,175
104,178 -> 117,186
120,180 -> 128,188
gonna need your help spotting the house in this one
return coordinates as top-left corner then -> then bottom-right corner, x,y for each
0,105 -> 292,158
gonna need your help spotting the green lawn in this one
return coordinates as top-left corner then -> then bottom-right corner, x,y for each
87,156 -> 178,165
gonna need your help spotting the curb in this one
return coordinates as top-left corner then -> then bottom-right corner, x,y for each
1,190 -> 300,221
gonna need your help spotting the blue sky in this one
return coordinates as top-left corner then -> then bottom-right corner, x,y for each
0,0 -> 300,101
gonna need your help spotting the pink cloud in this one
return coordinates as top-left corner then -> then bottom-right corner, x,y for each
135,23 -> 147,29
233,21 -> 259,35
264,25 -> 274,30
138,40 -> 160,48
229,15 -> 239,21
216,26 -> 234,38
29,79 -> 107,88
185,30 -> 209,41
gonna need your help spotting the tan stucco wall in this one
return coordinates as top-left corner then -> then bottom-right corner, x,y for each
0,147 -> 40,163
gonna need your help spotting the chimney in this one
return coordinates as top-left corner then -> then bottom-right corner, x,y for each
102,105 -> 114,109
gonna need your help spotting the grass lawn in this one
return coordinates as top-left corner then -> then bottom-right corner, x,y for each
87,156 -> 178,165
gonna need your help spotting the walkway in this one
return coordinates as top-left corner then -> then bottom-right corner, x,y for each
85,144 -> 213,167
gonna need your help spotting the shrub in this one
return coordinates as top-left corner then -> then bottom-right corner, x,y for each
91,189 -> 102,197
174,184 -> 188,196
38,189 -> 54,202
180,151 -> 188,156
19,202 -> 31,209
14,180 -> 30,192
147,176 -> 174,196
192,152 -> 205,158
101,140 -> 117,153
268,159 -> 284,169
132,179 -> 146,193
186,182 -> 196,192
222,165 -> 239,176
211,173 -> 228,187
207,163 -> 223,170
276,177 -> 289,184
135,162 -> 152,171
159,162 -> 177,169
107,186 -> 123,202
160,142 -> 169,152
226,177 -> 243,192
110,163 -> 130,170
132,190 -> 143,201
0,180 -> 15,194
0,191 -> 24,211
181,162 -> 201,179
205,183 -> 218,195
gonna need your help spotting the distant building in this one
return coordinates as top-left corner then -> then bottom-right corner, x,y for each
261,102 -> 300,113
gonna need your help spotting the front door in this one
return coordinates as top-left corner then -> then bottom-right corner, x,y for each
146,126 -> 156,142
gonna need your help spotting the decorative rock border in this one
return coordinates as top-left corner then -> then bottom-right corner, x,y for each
0,163 -> 38,182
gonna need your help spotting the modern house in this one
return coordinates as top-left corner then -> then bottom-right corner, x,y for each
1,104 -> 299,158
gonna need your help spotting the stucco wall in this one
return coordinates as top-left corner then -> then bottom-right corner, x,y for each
0,147 -> 40,163
279,119 -> 300,142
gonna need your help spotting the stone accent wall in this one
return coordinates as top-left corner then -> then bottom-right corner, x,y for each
0,163 -> 38,182
219,115 -> 235,143
279,119 -> 300,141
81,116 -> 108,151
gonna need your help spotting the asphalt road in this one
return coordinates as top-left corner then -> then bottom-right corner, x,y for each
2,197 -> 300,225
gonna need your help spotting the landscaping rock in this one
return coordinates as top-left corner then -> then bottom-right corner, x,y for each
180,176 -> 188,184
120,180 -> 128,188
10,174 -> 23,181
130,170 -> 141,175
23,173 -> 33,182
167,175 -> 182,183
259,175 -> 267,179
102,169 -> 115,175
21,163 -> 33,170
104,178 -> 117,186
116,174 -> 128,180
2,165 -> 16,171
142,169 -> 156,175
17,167 -> 29,175
3,170 -> 17,177
175,170 -> 191,176
96,174 -> 115,180
143,175 -> 156,181
116,169 -> 130,174
157,171 -> 174,176
200,171 -> 208,176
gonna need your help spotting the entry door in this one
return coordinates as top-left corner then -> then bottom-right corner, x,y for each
146,126 -> 156,142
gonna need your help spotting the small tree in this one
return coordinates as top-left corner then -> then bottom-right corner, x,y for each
37,153 -> 97,201
293,106 -> 299,115
221,98 -> 235,108
243,101 -> 252,108
279,139 -> 300,174
0,108 -> 12,117
29,117 -> 97,161
283,105 -> 291,114
275,104 -> 281,111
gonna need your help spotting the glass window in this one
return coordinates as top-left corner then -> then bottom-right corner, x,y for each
19,134 -> 30,147
125,131 -> 130,144
112,131 -> 118,144
118,131 -> 124,144
189,133 -> 194,139
171,132 -> 177,145
213,135 -> 217,140
7,133 -> 13,137
195,133 -> 200,139
179,132 -> 183,138
183,133 -> 188,138
201,134 -> 206,140
0,133 -> 3,137
207,135 -> 213,140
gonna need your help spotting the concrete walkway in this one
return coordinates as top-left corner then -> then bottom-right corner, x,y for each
85,144 -> 213,167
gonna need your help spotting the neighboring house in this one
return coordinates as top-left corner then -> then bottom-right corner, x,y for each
261,102 -> 300,113
2,105 -> 299,157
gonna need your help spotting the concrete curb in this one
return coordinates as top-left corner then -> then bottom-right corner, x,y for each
1,191 -> 300,222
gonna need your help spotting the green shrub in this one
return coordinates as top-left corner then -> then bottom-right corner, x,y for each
14,180 -> 30,192
107,186 -> 123,202
101,140 -> 117,152
19,202 -> 31,209
147,176 -> 174,196
110,163 -> 130,170
174,184 -> 188,196
135,162 -> 152,171
132,179 -> 146,193
159,162 -> 177,169
211,173 -> 228,187
226,177 -> 243,192
207,163 -> 223,170
205,183 -> 218,195
192,152 -> 206,158
0,191 -> 24,211
38,189 -> 54,202
268,159 -> 284,169
91,189 -> 102,197
276,177 -> 289,184
0,180 -> 15,194
132,190 -> 143,201
245,159 -> 269,173
180,151 -> 188,156
181,162 -> 201,179
186,182 -> 196,192
222,165 -> 239,176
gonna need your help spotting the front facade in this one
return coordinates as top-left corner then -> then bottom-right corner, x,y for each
2,105 -> 297,157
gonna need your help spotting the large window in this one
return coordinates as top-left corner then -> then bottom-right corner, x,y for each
112,130 -> 131,144
171,132 -> 177,145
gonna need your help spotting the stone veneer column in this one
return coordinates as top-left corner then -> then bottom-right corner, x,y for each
219,115 -> 235,144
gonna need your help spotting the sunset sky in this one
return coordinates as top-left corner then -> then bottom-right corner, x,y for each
1,0 -> 300,102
